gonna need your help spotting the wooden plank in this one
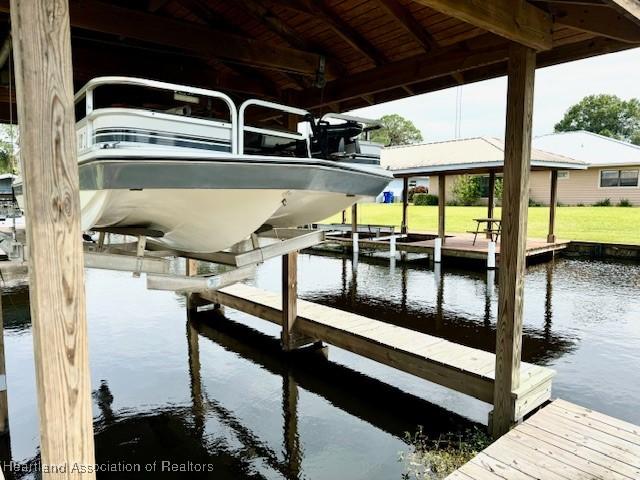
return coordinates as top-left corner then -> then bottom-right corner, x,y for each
517,423 -> 640,479
0,0 -> 338,78
468,452 -> 535,480
411,0 -> 553,50
376,0 -> 437,50
203,283 -> 553,409
553,399 -> 640,436
492,44 -> 536,438
10,0 -> 96,476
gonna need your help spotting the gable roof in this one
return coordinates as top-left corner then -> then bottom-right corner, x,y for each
381,136 -> 586,176
533,131 -> 640,167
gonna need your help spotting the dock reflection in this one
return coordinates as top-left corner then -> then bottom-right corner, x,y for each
305,254 -> 576,364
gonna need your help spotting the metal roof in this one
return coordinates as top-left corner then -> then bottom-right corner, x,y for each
381,137 -> 587,176
533,131 -> 640,167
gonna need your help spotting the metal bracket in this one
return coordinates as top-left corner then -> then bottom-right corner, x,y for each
147,265 -> 257,293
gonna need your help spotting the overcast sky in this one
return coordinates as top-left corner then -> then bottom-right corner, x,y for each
350,47 -> 640,143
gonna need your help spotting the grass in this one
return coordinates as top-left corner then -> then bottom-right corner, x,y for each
324,204 -> 640,245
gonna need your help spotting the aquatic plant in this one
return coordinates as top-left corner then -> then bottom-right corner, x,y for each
399,426 -> 491,479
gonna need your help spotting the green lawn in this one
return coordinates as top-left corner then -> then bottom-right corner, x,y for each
323,204 -> 640,245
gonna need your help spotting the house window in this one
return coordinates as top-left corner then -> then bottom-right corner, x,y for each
557,171 -> 569,180
600,170 -> 639,187
409,180 -> 417,188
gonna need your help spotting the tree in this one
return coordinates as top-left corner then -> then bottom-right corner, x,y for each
0,124 -> 19,174
370,114 -> 423,146
555,94 -> 640,145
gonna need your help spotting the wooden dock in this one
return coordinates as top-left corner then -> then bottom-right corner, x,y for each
448,399 -> 640,479
200,283 -> 555,424
325,232 -> 569,262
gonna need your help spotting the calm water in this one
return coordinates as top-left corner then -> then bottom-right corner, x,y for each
1,252 -> 640,478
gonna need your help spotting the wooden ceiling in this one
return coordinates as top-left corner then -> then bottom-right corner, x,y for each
0,0 -> 638,121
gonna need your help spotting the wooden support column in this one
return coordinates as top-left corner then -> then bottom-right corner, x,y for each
438,175 -> 446,240
487,171 -> 496,239
547,170 -> 558,243
0,293 -> 7,435
492,44 -> 536,439
10,0 -> 96,474
401,177 -> 409,234
351,203 -> 358,238
281,252 -> 315,350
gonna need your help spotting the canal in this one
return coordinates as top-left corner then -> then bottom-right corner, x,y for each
2,253 -> 639,478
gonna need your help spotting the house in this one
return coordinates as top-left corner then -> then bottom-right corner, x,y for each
531,131 -> 640,206
381,137 -> 585,204
376,176 -> 429,202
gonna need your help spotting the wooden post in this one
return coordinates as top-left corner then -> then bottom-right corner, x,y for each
187,320 -> 204,435
341,210 -> 346,224
11,0 -> 96,474
438,175 -> 446,241
401,177 -> 409,234
492,44 -> 536,439
281,251 -> 314,350
0,293 -> 8,435
487,171 -> 496,239
351,203 -> 358,237
547,170 -> 558,243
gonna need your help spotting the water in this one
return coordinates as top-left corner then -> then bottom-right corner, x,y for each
1,252 -> 639,479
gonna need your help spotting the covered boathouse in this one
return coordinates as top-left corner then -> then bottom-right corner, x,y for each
1,0 -> 640,479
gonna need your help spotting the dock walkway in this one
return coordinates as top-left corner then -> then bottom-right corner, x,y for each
448,399 -> 640,479
201,283 -> 555,423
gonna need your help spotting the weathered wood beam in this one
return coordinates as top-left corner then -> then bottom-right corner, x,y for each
492,44 -> 536,439
548,2 -> 640,42
412,0 -> 553,50
377,0 -> 438,50
401,177 -> 409,234
0,0 -> 338,78
605,0 -> 640,25
266,0 -> 388,65
10,0 -> 96,474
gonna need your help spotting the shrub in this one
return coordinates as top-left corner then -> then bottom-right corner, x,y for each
408,185 -> 427,202
528,198 -> 542,207
618,198 -> 632,207
594,198 -> 611,206
400,426 -> 491,479
451,175 -> 481,206
414,193 -> 438,206
494,178 -> 504,201
577,203 -> 585,207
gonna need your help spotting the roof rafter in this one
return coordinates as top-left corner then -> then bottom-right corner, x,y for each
376,0 -> 438,50
0,0 -> 340,78
411,0 -> 553,50
266,0 -> 388,65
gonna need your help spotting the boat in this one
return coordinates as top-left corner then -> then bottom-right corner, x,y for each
13,77 -> 391,253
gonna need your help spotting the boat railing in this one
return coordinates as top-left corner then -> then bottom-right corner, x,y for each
238,99 -> 310,156
74,76 -> 239,154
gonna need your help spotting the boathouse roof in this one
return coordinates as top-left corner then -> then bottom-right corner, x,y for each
381,136 -> 587,176
0,1 -> 639,124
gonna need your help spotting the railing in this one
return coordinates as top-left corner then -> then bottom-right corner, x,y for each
238,99 -> 310,155
74,76 -> 239,154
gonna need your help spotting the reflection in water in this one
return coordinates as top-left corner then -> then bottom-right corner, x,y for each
304,254 -> 577,364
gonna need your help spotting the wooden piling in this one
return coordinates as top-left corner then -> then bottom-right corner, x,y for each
487,171 -> 496,239
438,175 -> 446,240
10,0 -> 96,474
0,293 -> 7,435
492,44 -> 536,438
547,170 -> 558,243
401,177 -> 409,234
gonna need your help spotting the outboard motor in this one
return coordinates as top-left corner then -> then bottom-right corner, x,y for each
308,113 -> 382,165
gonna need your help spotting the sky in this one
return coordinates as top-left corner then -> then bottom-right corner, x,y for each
349,47 -> 640,143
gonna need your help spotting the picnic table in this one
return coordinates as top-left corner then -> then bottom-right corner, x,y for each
468,218 -> 501,245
